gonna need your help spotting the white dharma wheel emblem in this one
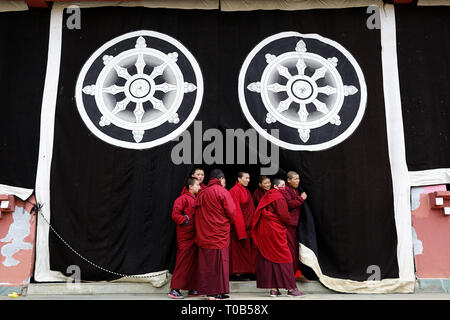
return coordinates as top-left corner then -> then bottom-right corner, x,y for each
76,30 -> 203,149
239,32 -> 367,151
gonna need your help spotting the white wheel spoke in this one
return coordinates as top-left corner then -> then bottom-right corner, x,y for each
133,102 -> 145,123
318,85 -> 337,95
296,57 -> 307,75
149,96 -> 167,113
298,103 -> 309,122
135,54 -> 146,75
267,83 -> 286,93
276,97 -> 293,113
111,98 -> 130,115
114,65 -> 131,80
313,99 -> 329,114
155,82 -> 177,93
149,63 -> 167,80
276,64 -> 292,80
103,84 -> 124,95
311,66 -> 327,81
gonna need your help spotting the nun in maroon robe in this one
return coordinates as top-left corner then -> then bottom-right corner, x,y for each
169,178 -> 201,298
280,171 -> 307,281
252,187 -> 265,207
252,176 -> 271,207
252,187 -> 297,292
180,168 -> 207,195
229,172 -> 257,276
181,182 -> 206,195
194,170 -> 246,299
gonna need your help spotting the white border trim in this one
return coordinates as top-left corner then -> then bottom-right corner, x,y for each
409,169 -> 450,187
34,5 -> 66,282
0,184 -> 33,201
238,31 -> 367,151
379,4 -> 415,284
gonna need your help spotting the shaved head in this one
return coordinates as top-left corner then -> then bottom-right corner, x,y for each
287,171 -> 299,180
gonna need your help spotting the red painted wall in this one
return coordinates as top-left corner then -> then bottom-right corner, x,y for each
412,185 -> 450,278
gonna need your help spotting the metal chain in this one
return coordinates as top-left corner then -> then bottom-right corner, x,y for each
35,204 -> 167,279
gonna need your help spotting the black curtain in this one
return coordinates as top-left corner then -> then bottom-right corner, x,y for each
49,7 -> 399,282
0,9 -> 49,190
396,6 -> 450,171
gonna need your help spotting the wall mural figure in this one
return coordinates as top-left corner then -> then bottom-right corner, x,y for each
1,207 -> 32,267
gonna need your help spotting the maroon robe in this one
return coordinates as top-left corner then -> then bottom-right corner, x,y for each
252,189 -> 296,289
255,252 -> 296,290
197,247 -> 229,295
252,187 -> 266,208
280,185 -> 305,275
252,189 -> 291,263
193,178 -> 245,295
229,182 -> 257,275
170,192 -> 197,290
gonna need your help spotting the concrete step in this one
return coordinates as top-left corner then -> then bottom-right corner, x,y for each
25,280 -> 333,296
0,286 -> 23,296
415,278 -> 450,293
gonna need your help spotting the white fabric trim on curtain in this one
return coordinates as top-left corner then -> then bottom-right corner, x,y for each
300,245 -> 415,293
378,3 -> 415,288
34,4 -> 67,283
0,184 -> 33,201
409,169 -> 450,187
